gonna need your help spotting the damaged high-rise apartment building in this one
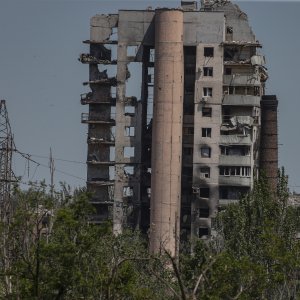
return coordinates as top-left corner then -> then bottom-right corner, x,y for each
79,0 -> 278,255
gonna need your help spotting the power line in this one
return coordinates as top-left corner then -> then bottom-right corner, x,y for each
15,149 -> 86,182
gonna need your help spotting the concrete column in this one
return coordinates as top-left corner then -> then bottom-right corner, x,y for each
260,95 -> 278,191
150,9 -> 184,257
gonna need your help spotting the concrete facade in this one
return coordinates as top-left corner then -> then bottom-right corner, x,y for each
80,0 -> 278,254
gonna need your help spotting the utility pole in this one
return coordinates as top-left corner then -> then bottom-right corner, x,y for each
0,99 -> 16,295
49,147 -> 55,199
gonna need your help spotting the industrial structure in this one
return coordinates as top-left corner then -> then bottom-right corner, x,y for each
79,0 -> 278,255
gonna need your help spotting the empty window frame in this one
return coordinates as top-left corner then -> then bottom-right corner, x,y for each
201,147 -> 211,158
226,26 -> 233,34
199,187 -> 209,198
124,147 -> 135,158
198,207 -> 210,218
200,167 -> 210,178
123,186 -> 133,197
202,128 -> 211,138
219,167 -> 230,176
219,166 -> 251,177
203,87 -> 212,97
202,107 -> 212,117
204,47 -> 214,57
124,126 -> 135,137
124,105 -> 135,115
198,227 -> 209,238
183,127 -> 194,135
203,67 -> 213,77
225,68 -> 232,75
220,146 -> 250,156
183,147 -> 193,156
124,165 -> 134,176
185,66 -> 195,75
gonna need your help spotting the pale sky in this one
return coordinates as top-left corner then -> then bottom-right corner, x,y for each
0,0 -> 299,193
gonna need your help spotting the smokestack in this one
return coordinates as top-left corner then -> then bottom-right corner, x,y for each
149,9 -> 184,257
260,95 -> 278,191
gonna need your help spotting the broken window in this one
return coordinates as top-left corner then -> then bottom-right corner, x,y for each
202,107 -> 212,117
124,105 -> 135,116
124,147 -> 135,158
185,66 -> 195,75
225,68 -> 232,75
199,208 -> 210,218
124,126 -> 135,137
219,167 -> 230,176
124,165 -> 134,176
183,147 -> 193,156
203,87 -> 212,97
127,45 -> 138,57
123,186 -> 133,197
201,147 -> 211,158
226,26 -> 233,34
200,187 -> 209,198
219,166 -> 251,177
202,128 -> 211,138
220,146 -> 250,156
198,227 -> 209,238
200,167 -> 210,178
203,67 -> 213,77
204,47 -> 214,57
183,127 -> 194,135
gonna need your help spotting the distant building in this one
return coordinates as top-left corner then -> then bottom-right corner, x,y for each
79,0 -> 278,255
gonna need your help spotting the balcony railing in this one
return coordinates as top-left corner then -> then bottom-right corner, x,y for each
219,176 -> 251,186
222,95 -> 260,106
219,155 -> 251,166
220,135 -> 252,145
80,93 -> 116,105
81,113 -> 116,125
223,74 -> 260,86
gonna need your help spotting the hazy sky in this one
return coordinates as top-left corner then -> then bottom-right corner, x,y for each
0,0 -> 299,192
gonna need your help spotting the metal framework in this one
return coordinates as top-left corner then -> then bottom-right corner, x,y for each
0,100 -> 15,220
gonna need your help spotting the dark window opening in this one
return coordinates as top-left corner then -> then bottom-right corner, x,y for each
198,227 -> 209,238
199,187 -> 209,198
202,107 -> 212,117
200,167 -> 210,178
203,87 -> 213,97
202,128 -> 211,138
204,47 -> 214,57
199,208 -> 209,218
183,147 -> 193,156
203,67 -> 213,76
226,26 -> 233,34
225,68 -> 232,75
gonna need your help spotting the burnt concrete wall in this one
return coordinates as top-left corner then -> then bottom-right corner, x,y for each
260,95 -> 278,190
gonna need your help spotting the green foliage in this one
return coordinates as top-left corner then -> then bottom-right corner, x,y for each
1,170 -> 300,299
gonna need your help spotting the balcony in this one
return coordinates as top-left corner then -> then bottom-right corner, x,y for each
222,95 -> 260,106
219,176 -> 251,186
87,137 -> 115,145
87,179 -> 114,186
218,199 -> 239,206
81,113 -> 116,125
83,39 -> 118,45
223,74 -> 260,86
78,53 -> 117,65
81,93 -> 116,105
219,155 -> 251,166
220,135 -> 252,145
83,77 -> 117,86
87,160 -> 115,166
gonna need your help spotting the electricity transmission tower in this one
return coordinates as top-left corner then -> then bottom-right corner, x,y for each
0,99 -> 16,294
0,99 -> 16,220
